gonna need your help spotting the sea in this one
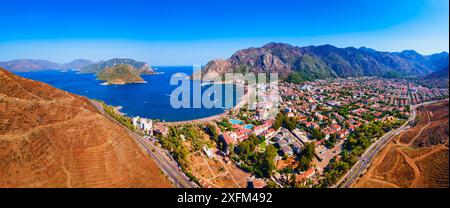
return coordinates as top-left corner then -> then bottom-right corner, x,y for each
15,66 -> 243,122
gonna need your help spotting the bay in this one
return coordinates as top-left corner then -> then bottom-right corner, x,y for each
15,66 -> 243,122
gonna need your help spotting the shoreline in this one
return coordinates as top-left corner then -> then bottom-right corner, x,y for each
164,89 -> 249,126
96,80 -> 252,125
97,91 -> 249,126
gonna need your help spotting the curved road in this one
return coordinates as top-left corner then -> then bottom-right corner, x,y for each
337,99 -> 447,188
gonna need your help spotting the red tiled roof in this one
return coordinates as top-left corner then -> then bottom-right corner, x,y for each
296,168 -> 315,182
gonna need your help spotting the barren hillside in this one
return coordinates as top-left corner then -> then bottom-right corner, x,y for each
0,68 -> 172,187
353,101 -> 449,188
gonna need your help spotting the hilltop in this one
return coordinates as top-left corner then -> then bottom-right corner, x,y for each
0,59 -> 94,72
61,59 -> 96,70
97,64 -> 146,85
0,58 -> 155,75
0,68 -> 172,187
0,59 -> 61,72
417,67 -> 449,88
80,58 -> 155,74
423,66 -> 449,80
200,43 -> 449,82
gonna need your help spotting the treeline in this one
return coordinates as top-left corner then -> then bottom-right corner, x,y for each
158,127 -> 190,168
217,118 -> 234,131
234,134 -> 277,178
159,125 -> 211,168
296,142 -> 316,172
273,111 -> 297,131
319,119 -> 404,187
99,101 -> 136,132
158,125 -> 212,186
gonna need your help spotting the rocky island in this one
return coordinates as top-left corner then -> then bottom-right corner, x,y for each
97,64 -> 146,85
80,58 -> 155,74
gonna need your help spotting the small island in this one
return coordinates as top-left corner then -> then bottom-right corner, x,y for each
97,64 -> 146,85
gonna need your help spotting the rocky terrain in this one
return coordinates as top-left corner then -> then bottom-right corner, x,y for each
353,101 -> 449,188
0,68 -> 172,187
97,64 -> 145,85
61,59 -> 96,70
0,59 -> 94,72
80,58 -> 155,74
200,43 -> 449,81
0,58 -> 155,75
418,67 -> 449,88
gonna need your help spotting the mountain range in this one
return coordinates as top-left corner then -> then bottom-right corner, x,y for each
1,43 -> 448,83
200,43 -> 449,82
0,58 -> 155,75
0,59 -> 63,72
418,66 -> 449,88
423,66 -> 449,80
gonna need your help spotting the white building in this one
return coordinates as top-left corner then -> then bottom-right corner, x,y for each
203,145 -> 214,159
133,116 -> 153,134
141,119 -> 152,132
132,116 -> 140,127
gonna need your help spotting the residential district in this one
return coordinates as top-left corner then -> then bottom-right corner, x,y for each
128,77 -> 448,188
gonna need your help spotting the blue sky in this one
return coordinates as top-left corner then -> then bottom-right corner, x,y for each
0,0 -> 448,65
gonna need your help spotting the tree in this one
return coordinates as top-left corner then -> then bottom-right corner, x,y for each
324,140 -> 335,149
329,133 -> 337,143
302,142 -> 315,160
297,156 -> 311,172
261,145 -> 277,177
207,123 -> 219,142
311,128 -> 324,140
265,180 -> 279,188
325,133 -> 337,148
273,112 -> 284,130
237,140 -> 255,156
285,117 -> 298,131
288,72 -> 306,84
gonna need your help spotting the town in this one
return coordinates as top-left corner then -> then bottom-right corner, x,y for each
130,77 -> 448,188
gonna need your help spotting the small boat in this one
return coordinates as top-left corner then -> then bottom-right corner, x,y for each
201,82 -> 212,87
173,73 -> 184,77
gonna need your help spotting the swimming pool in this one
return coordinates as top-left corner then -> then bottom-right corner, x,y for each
243,124 -> 254,130
229,119 -> 244,125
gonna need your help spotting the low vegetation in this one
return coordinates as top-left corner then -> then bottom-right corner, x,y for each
99,100 -> 136,132
234,134 -> 277,178
319,120 -> 405,187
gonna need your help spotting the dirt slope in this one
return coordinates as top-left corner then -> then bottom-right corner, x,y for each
353,100 -> 449,188
0,68 -> 172,187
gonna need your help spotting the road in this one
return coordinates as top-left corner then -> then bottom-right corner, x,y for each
336,99 -> 447,188
91,101 -> 197,188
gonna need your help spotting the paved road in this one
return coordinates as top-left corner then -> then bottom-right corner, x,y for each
91,101 -> 197,188
336,99 -> 447,188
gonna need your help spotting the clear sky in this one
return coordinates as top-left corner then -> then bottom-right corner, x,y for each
0,0 -> 448,65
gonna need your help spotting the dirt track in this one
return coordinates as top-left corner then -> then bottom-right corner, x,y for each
0,68 -> 172,188
353,101 -> 449,188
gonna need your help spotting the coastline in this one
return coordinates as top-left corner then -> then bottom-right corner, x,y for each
94,74 -> 252,125
100,80 -> 147,85
99,89 -> 249,126
165,88 -> 249,126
